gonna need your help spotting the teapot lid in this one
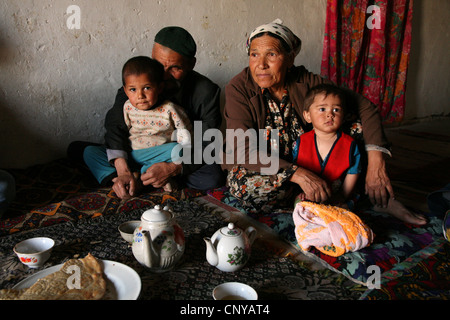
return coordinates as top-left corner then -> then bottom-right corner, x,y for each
142,205 -> 172,222
220,223 -> 242,236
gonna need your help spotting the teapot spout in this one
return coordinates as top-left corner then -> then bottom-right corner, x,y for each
142,230 -> 160,268
203,237 -> 218,267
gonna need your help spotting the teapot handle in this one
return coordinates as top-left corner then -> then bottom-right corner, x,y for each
245,226 -> 257,245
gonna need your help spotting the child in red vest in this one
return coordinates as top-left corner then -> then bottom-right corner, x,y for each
293,84 -> 361,209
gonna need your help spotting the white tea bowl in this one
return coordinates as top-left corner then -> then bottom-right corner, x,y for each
213,282 -> 258,300
13,237 -> 54,268
118,220 -> 141,243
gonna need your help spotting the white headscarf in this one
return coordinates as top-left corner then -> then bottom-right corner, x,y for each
246,19 -> 301,57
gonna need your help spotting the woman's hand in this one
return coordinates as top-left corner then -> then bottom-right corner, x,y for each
290,167 -> 332,203
365,150 -> 395,208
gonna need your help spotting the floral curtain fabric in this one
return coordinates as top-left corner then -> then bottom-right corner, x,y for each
320,0 -> 414,123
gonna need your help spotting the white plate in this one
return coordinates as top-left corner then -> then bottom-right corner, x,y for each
13,260 -> 141,300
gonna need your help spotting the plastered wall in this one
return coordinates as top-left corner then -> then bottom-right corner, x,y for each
0,0 -> 448,168
404,0 -> 450,121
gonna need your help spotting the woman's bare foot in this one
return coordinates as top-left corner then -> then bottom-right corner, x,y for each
373,198 -> 427,225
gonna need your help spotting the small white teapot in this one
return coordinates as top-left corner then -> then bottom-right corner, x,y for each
204,222 -> 257,272
132,205 -> 185,272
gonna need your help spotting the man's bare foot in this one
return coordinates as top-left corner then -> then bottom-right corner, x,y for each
373,198 -> 427,225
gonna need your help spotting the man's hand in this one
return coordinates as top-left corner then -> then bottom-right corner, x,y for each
365,150 -> 395,208
112,173 -> 137,200
141,162 -> 182,188
289,167 -> 331,203
112,157 -> 137,200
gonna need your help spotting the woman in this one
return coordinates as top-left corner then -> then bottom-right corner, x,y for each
222,19 -> 425,225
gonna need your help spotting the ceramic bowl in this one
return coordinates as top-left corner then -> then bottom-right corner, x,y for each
14,237 -> 54,268
118,220 -> 141,243
212,282 -> 258,300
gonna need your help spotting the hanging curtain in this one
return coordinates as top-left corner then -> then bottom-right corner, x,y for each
320,0 -> 413,123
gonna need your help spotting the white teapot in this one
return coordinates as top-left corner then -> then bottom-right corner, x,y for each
132,205 -> 185,272
204,222 -> 257,272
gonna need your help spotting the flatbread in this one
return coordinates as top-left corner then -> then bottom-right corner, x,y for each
0,253 -> 106,300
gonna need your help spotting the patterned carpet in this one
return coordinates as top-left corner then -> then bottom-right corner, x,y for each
0,158 -> 202,236
0,158 -> 367,300
0,198 -> 362,300
205,186 -> 450,299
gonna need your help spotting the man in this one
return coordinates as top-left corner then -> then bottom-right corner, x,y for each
68,26 -> 224,199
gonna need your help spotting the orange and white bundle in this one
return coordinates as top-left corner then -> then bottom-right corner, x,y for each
293,201 -> 374,257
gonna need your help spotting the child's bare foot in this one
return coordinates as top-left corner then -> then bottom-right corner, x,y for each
163,182 -> 173,192
373,198 -> 427,225
162,178 -> 178,192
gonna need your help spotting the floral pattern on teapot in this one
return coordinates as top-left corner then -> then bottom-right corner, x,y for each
227,246 -> 249,266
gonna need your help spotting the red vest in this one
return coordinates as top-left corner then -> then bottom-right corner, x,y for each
295,130 -> 355,183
